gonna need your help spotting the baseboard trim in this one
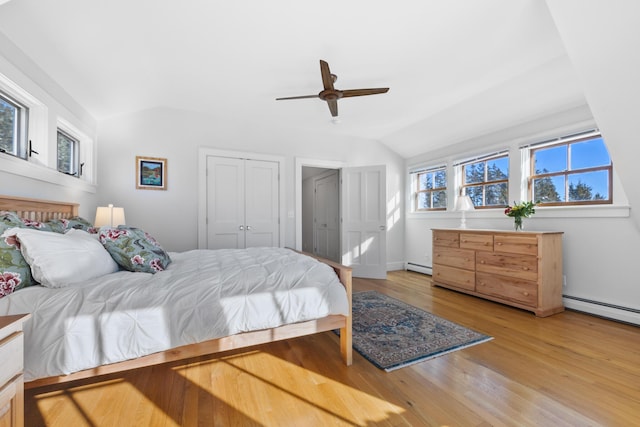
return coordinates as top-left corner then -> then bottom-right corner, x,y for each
563,296 -> 640,326
405,262 -> 432,276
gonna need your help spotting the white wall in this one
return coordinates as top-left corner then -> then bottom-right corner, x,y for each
404,104 -> 640,323
97,107 -> 405,270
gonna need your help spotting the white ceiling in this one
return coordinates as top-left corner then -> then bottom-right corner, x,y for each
0,0 -> 587,158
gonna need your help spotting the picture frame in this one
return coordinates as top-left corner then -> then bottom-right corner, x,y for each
136,156 -> 167,190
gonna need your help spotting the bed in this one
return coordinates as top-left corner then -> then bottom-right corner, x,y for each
0,195 -> 352,389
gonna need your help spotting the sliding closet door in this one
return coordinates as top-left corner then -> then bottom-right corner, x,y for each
205,156 -> 280,249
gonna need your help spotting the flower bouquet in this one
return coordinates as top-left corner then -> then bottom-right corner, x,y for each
504,201 -> 536,231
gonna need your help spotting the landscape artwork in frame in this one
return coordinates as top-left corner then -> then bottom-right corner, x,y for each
136,156 -> 167,190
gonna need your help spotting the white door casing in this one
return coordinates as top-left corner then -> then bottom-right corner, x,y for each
341,165 -> 387,279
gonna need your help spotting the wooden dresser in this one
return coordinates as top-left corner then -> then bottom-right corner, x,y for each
432,229 -> 564,317
0,314 -> 30,427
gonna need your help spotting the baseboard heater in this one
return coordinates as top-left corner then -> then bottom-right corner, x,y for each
406,262 -> 432,276
563,295 -> 640,326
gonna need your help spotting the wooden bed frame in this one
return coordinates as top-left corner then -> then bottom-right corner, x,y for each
0,195 -> 353,389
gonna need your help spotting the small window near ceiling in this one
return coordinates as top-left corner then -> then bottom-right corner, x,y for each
412,166 -> 447,211
461,153 -> 509,207
57,129 -> 81,177
0,91 -> 28,159
530,132 -> 611,205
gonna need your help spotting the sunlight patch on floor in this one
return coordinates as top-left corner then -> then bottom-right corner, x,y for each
173,350 -> 406,426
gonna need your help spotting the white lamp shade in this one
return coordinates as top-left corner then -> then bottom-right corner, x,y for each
455,195 -> 475,211
94,204 -> 126,227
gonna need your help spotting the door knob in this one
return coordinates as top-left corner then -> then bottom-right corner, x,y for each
246,225 -> 252,231
239,225 -> 244,231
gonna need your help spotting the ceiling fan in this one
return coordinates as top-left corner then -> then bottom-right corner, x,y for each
276,60 -> 389,117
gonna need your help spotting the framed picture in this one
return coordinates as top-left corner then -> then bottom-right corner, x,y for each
136,156 -> 167,190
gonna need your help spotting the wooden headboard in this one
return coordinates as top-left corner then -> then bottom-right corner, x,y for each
0,195 -> 79,221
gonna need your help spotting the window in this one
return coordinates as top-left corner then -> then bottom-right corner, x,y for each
530,131 -> 611,205
460,153 -> 509,207
57,129 -> 80,177
0,91 -> 28,159
412,166 -> 447,211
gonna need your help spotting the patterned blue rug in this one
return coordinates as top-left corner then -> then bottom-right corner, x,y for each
348,291 -> 492,371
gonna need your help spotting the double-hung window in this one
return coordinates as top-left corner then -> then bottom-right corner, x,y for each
57,129 -> 81,177
529,130 -> 612,205
0,90 -> 28,159
412,165 -> 447,211
459,151 -> 509,207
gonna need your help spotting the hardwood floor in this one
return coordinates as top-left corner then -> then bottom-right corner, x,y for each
25,271 -> 640,426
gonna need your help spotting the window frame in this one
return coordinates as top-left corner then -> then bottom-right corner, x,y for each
56,128 -> 81,177
0,90 -> 28,159
528,132 -> 612,206
412,165 -> 447,212
459,152 -> 509,209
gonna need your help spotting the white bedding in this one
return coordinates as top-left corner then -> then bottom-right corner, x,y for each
0,247 -> 349,381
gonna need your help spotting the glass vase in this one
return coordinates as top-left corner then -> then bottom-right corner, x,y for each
514,216 -> 523,231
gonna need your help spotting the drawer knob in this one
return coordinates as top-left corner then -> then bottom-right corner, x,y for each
497,242 -> 503,246
523,292 -> 529,296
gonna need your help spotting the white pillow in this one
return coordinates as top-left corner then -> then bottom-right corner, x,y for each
2,227 -> 119,288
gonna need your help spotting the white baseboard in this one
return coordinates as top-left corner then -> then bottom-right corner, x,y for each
563,297 -> 640,326
405,262 -> 432,276
387,261 -> 405,272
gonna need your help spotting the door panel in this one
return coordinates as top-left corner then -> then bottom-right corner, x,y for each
341,165 -> 387,279
245,160 -> 279,248
313,171 -> 340,262
207,156 -> 245,249
206,156 -> 279,249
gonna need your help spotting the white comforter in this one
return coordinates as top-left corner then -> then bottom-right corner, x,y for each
0,247 -> 349,381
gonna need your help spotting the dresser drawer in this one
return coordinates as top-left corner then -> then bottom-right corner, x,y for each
476,272 -> 538,306
432,264 -> 475,291
433,247 -> 475,270
0,332 -> 23,389
494,234 -> 538,255
476,251 -> 538,282
433,230 -> 459,248
460,233 -> 493,251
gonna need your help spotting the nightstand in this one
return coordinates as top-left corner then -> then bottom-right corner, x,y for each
0,314 -> 30,427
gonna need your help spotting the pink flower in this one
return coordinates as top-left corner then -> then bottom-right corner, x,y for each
99,229 -> 129,242
144,232 -> 159,246
0,272 -> 21,297
131,254 -> 145,265
22,219 -> 44,228
3,234 -> 20,249
87,227 -> 99,234
150,259 -> 164,272
59,219 -> 69,227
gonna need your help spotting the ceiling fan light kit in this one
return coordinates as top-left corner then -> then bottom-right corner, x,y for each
276,60 -> 389,117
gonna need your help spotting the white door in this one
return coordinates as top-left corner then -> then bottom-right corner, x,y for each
206,156 -> 245,249
340,165 -> 387,279
245,160 -> 279,247
206,156 -> 279,249
314,171 -> 340,262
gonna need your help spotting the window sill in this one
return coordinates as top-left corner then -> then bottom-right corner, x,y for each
408,204 -> 629,220
0,152 -> 96,193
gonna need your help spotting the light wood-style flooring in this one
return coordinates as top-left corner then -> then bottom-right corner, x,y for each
25,271 -> 640,426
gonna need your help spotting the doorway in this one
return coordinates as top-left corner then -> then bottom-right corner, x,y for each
302,167 -> 340,262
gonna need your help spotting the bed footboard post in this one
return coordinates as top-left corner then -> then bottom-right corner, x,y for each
337,268 -> 353,366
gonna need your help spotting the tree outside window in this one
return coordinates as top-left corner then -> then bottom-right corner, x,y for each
414,167 -> 447,211
57,130 -> 80,176
530,134 -> 611,205
461,154 -> 509,207
0,93 -> 26,158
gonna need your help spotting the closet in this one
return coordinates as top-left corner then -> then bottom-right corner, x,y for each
204,155 -> 280,249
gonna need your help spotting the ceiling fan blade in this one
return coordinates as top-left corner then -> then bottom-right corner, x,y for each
341,88 -> 389,98
327,99 -> 338,117
320,60 -> 335,91
275,94 -> 319,100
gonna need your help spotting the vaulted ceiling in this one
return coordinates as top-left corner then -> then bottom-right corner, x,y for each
0,0 -> 587,158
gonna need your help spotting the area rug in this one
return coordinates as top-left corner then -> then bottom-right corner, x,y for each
346,291 -> 493,371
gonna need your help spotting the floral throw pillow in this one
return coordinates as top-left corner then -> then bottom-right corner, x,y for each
99,226 -> 171,273
47,216 -> 98,234
0,222 -> 35,297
